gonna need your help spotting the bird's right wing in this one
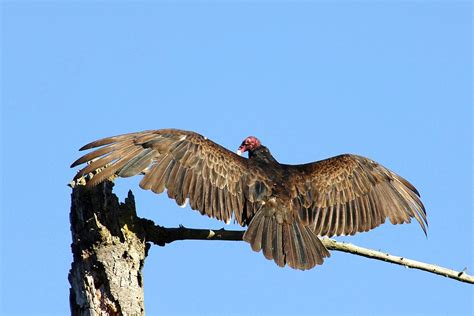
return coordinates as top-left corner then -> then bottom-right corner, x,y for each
71,129 -> 272,226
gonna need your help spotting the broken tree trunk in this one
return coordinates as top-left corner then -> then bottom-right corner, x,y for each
68,181 -> 148,316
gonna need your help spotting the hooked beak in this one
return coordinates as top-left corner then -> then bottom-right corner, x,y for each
237,145 -> 246,156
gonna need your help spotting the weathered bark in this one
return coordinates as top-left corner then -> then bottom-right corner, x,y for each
69,181 -> 147,316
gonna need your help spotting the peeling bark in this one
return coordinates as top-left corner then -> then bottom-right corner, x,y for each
68,181 -> 147,316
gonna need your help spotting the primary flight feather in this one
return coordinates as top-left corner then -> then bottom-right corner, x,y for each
71,129 -> 427,270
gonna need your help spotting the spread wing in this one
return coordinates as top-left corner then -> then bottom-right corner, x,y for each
286,154 -> 427,237
71,129 -> 272,225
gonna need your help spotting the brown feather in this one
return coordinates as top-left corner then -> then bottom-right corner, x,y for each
285,154 -> 427,238
86,147 -> 143,186
79,132 -> 143,150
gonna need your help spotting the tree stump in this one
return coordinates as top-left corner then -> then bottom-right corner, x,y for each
68,181 -> 147,316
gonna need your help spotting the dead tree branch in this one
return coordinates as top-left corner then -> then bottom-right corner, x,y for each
139,221 -> 474,285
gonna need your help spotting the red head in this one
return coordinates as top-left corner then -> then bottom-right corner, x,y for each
237,136 -> 261,155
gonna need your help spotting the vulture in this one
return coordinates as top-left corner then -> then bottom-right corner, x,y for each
71,129 -> 427,270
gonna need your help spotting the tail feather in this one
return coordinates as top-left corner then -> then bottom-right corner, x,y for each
244,208 -> 330,270
245,211 -> 266,253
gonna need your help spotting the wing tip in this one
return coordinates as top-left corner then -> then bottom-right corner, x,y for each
79,140 -> 106,151
70,158 -> 83,168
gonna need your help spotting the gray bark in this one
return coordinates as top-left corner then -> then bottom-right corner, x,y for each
69,181 -> 147,316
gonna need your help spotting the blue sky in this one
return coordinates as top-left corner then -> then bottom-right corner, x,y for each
1,1 -> 472,315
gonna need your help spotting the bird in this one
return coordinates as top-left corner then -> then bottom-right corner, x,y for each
71,129 -> 427,270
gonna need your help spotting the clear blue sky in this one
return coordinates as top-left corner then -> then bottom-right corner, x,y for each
1,1 -> 472,315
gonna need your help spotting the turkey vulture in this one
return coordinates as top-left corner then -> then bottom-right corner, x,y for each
71,129 -> 427,270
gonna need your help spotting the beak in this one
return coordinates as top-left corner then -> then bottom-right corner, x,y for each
237,145 -> 245,156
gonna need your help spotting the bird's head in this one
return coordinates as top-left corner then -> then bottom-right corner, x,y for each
237,136 -> 261,156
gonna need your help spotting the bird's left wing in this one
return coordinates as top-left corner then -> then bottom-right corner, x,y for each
284,154 -> 427,237
71,129 -> 272,225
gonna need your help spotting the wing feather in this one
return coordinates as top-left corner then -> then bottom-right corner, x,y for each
286,154 -> 427,237
71,129 -> 272,226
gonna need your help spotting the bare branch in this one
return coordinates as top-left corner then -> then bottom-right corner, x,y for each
321,238 -> 473,285
140,221 -> 474,285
